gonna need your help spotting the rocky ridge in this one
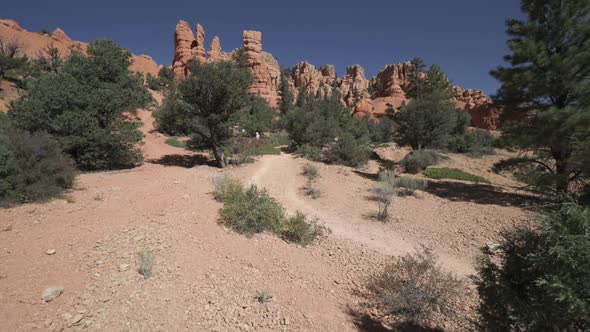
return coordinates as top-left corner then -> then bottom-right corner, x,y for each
0,19 -> 160,77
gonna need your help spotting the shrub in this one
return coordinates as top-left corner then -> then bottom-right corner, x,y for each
213,176 -> 324,244
327,133 -> 370,167
369,117 -> 396,143
8,40 -> 151,171
369,248 -> 464,325
302,163 -> 319,181
217,183 -> 285,235
255,291 -> 273,303
281,211 -> 325,246
212,175 -> 243,202
240,95 -> 275,135
423,167 -> 491,184
400,149 -> 444,174
448,129 -> 495,156
371,181 -> 396,222
137,250 -> 155,279
475,202 -> 590,331
0,37 -> 29,79
299,144 -> 322,161
284,92 -> 372,167
0,119 -> 76,207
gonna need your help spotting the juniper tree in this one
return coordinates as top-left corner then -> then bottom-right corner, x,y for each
156,60 -> 253,168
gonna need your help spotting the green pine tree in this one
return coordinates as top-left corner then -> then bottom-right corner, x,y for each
492,0 -> 590,194
279,71 -> 294,114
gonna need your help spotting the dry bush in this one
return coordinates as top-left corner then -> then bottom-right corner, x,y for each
369,248 -> 464,325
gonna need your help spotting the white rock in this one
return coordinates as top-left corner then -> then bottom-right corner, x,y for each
42,286 -> 64,302
119,264 -> 130,272
46,249 -> 56,255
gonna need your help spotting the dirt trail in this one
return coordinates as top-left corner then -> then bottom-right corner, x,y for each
248,153 -> 475,276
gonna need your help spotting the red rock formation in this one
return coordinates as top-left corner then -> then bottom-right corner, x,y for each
370,62 -> 414,99
193,24 -> 207,63
291,62 -> 334,99
368,62 -> 499,130
208,36 -> 230,62
51,28 -> 71,43
338,64 -> 369,107
353,93 -> 374,118
0,19 -> 24,31
452,87 -> 500,130
172,20 -> 197,76
243,31 -> 281,107
0,19 -> 159,77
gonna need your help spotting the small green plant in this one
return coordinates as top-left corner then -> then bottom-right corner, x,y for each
137,250 -> 155,279
369,248 -> 464,325
306,187 -> 321,199
64,194 -> 76,204
214,176 -> 324,245
401,149 -> 444,174
216,181 -> 285,235
423,167 -> 491,184
165,138 -> 187,148
255,291 -> 273,303
281,212 -> 326,246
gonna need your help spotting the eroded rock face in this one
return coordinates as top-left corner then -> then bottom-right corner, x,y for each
291,62 -> 335,100
51,28 -> 72,43
243,31 -> 281,107
338,64 -> 369,107
367,62 -> 499,129
172,20 -> 197,77
0,19 -> 159,77
353,93 -> 374,118
208,36 -> 230,62
370,62 -> 414,99
193,24 -> 207,63
453,87 -> 500,130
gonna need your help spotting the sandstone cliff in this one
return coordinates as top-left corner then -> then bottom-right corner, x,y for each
0,19 -> 160,77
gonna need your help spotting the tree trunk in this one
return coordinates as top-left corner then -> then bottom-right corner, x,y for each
209,131 -> 226,168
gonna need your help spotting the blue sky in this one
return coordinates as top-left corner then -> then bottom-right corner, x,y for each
5,0 -> 523,94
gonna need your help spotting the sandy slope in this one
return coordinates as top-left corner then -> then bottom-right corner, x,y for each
0,108 -> 538,331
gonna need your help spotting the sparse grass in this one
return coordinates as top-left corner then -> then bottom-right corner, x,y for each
255,291 -> 273,303
213,176 -> 324,245
302,163 -> 321,199
302,163 -> 320,181
136,250 -> 155,279
226,136 -> 281,165
401,149 -> 445,174
94,193 -> 105,201
165,138 -> 187,148
391,175 -> 428,196
281,212 -> 326,246
370,171 -> 428,222
423,167 -> 491,184
369,248 -> 465,326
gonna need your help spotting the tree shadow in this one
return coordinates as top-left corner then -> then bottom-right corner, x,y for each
347,307 -> 444,332
425,180 -> 542,208
147,154 -> 218,168
353,170 -> 380,181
